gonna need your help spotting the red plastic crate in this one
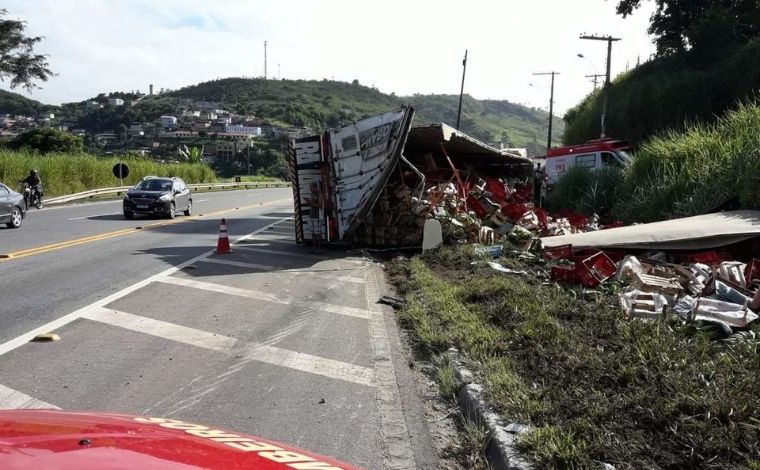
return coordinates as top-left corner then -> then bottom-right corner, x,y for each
551,265 -> 576,283
502,203 -> 528,222
601,221 -> 625,229
511,184 -> 533,203
543,244 -> 573,260
575,252 -> 617,287
484,177 -> 507,202
745,259 -> 760,286
717,252 -> 733,262
533,207 -> 549,229
466,195 -> 488,218
688,251 -> 721,266
567,214 -> 588,230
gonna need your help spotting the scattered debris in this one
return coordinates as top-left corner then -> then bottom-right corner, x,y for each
484,261 -> 527,275
378,295 -> 406,310
31,333 -> 60,342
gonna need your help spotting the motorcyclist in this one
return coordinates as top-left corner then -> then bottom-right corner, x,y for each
21,170 -> 43,205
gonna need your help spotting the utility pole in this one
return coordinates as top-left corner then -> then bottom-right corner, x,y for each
456,49 -> 468,130
278,63 -> 281,79
585,73 -> 604,90
579,34 -> 621,138
264,40 -> 268,79
532,71 -> 559,152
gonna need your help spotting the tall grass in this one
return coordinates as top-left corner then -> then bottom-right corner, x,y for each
0,149 -> 217,197
612,100 -> 760,222
563,39 -> 760,146
551,101 -> 760,223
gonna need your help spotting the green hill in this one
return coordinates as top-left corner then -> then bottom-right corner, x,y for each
0,77 -> 561,155
0,89 -> 53,116
563,39 -> 760,147
164,77 -> 560,152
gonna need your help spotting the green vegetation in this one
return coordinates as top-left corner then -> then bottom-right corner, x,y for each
0,89 -> 51,116
0,9 -> 53,90
554,100 -> 760,223
564,40 -> 760,146
390,246 -> 760,468
566,0 -> 760,147
165,77 -> 559,150
0,149 -> 216,197
545,166 -> 623,216
8,128 -> 84,154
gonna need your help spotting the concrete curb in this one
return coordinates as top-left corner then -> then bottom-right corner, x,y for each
445,348 -> 532,470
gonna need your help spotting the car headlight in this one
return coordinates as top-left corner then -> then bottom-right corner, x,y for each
158,193 -> 173,202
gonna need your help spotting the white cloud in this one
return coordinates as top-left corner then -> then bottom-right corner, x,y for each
4,0 -> 655,114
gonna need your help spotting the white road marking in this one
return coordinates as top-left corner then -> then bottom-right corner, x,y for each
67,211 -> 121,221
197,257 -> 365,283
157,276 -> 370,319
235,246 -> 367,265
83,307 -> 237,352
84,308 -> 374,387
194,199 -> 209,203
243,343 -> 375,387
0,384 -> 59,409
0,218 -> 290,358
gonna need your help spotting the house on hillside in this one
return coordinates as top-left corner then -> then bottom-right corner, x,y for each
108,98 -> 124,106
160,115 -> 178,129
225,124 -> 261,137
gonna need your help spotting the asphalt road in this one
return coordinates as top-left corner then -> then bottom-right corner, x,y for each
0,188 -> 439,469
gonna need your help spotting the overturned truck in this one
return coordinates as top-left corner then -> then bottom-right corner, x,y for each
288,106 -> 535,247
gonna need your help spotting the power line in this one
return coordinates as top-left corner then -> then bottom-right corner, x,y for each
579,34 -> 621,138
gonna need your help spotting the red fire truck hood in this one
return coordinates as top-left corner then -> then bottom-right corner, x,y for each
0,410 -> 358,470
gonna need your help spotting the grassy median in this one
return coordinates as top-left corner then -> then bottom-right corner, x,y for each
389,246 -> 760,469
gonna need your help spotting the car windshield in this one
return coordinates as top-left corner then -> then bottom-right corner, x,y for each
135,179 -> 172,192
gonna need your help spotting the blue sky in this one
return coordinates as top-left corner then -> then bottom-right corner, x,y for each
3,0 -> 656,114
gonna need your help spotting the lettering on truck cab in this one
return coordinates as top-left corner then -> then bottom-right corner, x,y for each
134,417 -> 345,469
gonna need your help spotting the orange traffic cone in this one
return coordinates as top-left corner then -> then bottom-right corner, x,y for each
215,218 -> 233,254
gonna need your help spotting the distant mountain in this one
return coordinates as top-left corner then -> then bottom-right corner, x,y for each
0,77 -> 563,154
0,89 -> 54,116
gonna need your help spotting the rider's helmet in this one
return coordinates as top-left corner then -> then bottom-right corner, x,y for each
30,169 -> 38,176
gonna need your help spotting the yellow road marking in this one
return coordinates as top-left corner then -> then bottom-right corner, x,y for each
0,198 -> 292,262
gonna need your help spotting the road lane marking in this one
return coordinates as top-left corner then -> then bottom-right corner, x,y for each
83,307 -> 237,352
234,246 -> 367,265
197,258 -> 365,283
0,384 -> 59,410
0,199 -> 292,262
194,199 -> 209,203
83,308 -> 375,387
0,218 -> 290,358
242,343 -> 375,387
67,211 -> 120,221
157,276 -> 371,319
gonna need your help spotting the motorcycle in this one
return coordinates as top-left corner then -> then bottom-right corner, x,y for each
20,182 -> 43,210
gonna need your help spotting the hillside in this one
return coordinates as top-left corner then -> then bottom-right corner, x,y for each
164,77 -> 561,152
0,89 -> 53,116
0,77 -> 562,154
563,39 -> 760,146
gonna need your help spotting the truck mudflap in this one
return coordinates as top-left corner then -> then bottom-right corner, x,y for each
330,106 -> 415,239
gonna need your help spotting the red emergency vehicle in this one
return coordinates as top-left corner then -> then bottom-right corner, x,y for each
544,139 -> 631,184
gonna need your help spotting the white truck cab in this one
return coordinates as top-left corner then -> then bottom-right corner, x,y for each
544,139 -> 631,185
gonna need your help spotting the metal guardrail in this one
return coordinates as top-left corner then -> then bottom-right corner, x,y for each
44,181 -> 291,206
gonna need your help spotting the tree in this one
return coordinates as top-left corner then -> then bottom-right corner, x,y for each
115,123 -> 128,144
0,10 -> 54,90
10,128 -> 83,153
616,0 -> 760,56
8,127 -> 83,153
